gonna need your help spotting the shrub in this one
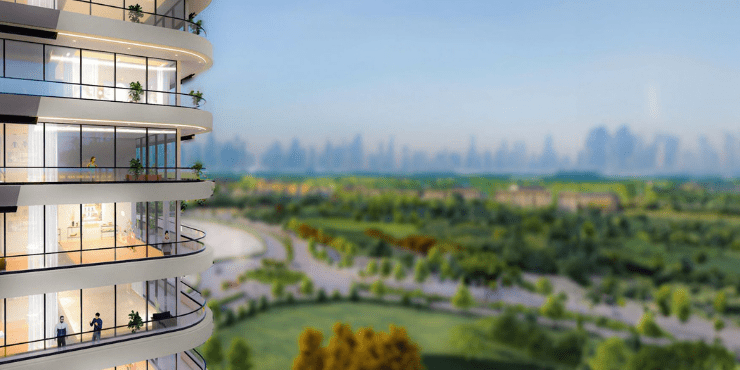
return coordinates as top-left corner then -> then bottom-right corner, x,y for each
248,300 -> 257,316
535,277 -> 553,295
451,282 -> 475,311
393,262 -> 407,281
258,296 -> 268,311
271,281 -> 285,300
370,280 -> 386,299
715,318 -> 725,332
300,277 -> 314,296
401,291 -> 412,306
349,284 -> 360,302
223,308 -> 236,327
365,260 -> 378,276
286,292 -> 295,304
540,295 -> 566,321
714,291 -> 727,314
379,258 -> 393,278
317,288 -> 327,303
655,285 -> 672,316
331,289 -> 342,301
636,312 -> 662,337
238,305 -> 249,320
671,287 -> 691,323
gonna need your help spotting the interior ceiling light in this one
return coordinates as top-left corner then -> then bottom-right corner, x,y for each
38,116 -> 207,132
57,32 -> 209,64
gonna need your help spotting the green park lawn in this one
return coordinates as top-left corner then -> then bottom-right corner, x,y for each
301,217 -> 419,238
205,302 -> 569,370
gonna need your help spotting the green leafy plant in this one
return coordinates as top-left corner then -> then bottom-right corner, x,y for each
189,90 -> 204,107
129,81 -> 143,102
128,158 -> 143,178
127,4 -> 143,23
127,310 -> 143,333
191,161 -> 204,179
0,257 -> 6,271
188,12 -> 205,35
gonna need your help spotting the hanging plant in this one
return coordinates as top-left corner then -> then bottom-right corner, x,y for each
129,81 -> 143,103
189,90 -> 204,108
128,4 -> 144,23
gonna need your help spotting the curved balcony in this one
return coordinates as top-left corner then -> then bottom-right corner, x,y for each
1,0 -> 210,36
0,225 -> 214,299
103,349 -> 207,370
0,282 -> 213,370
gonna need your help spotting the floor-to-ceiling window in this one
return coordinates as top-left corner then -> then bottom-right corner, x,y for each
0,279 -> 196,360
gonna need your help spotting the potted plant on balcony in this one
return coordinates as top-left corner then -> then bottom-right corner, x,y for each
128,4 -> 144,23
128,310 -> 144,333
191,161 -> 204,180
129,81 -> 144,103
188,90 -> 204,108
0,257 -> 6,271
127,158 -> 144,181
188,12 -> 205,35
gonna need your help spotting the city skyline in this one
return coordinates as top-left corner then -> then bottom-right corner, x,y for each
183,124 -> 740,176
192,0 -> 740,157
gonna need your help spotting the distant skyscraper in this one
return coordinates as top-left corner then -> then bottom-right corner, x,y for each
349,134 -> 364,170
539,135 -> 558,171
465,136 -> 482,170
261,141 -> 285,170
610,125 -> 636,172
583,126 -> 610,171
286,138 -> 307,169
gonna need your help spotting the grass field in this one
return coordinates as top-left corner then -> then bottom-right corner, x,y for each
205,302 -> 570,370
301,217 -> 419,238
625,209 -> 740,225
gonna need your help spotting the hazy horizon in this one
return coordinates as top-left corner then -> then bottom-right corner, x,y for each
189,0 -> 740,157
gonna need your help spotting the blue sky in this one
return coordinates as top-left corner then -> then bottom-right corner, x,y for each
190,0 -> 740,157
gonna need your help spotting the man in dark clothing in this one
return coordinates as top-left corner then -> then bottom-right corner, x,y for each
55,316 -> 68,350
90,312 -> 103,344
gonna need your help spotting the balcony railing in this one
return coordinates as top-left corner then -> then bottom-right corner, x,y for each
184,349 -> 208,370
0,77 -> 206,109
0,224 -> 206,274
0,281 -> 208,364
0,0 -> 205,36
0,167 -> 203,184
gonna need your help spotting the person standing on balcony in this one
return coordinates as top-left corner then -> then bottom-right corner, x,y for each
55,316 -> 69,350
90,313 -> 103,344
87,156 -> 97,181
162,231 -> 172,255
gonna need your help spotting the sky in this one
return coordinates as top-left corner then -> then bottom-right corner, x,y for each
188,0 -> 740,157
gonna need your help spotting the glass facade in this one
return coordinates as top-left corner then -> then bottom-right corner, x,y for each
0,38 -> 193,107
0,279 -> 205,361
0,123 -> 181,183
0,201 -> 206,273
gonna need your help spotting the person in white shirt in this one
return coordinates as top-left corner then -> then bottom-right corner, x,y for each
55,316 -> 69,349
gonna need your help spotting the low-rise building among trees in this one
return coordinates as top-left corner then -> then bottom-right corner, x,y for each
557,191 -> 621,213
495,185 -> 552,208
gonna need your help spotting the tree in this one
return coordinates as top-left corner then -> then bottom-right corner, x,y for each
292,323 -> 424,370
228,338 -> 253,370
426,246 -> 443,268
588,337 -> 632,370
370,280 -> 386,299
413,259 -> 430,284
202,336 -> 224,369
365,260 -> 378,276
272,281 -> 285,300
540,295 -> 565,322
451,282 -> 475,311
440,258 -> 454,281
393,262 -> 407,281
379,258 -> 392,278
714,291 -> 727,314
715,318 -> 725,333
655,285 -> 672,316
535,277 -> 553,295
671,287 -> 691,323
300,277 -> 315,296
636,312 -> 662,337
292,328 -> 325,370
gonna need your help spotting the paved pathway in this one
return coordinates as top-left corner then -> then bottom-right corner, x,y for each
189,213 -> 740,355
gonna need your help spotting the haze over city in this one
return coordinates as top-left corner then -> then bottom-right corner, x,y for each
186,0 -> 740,170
